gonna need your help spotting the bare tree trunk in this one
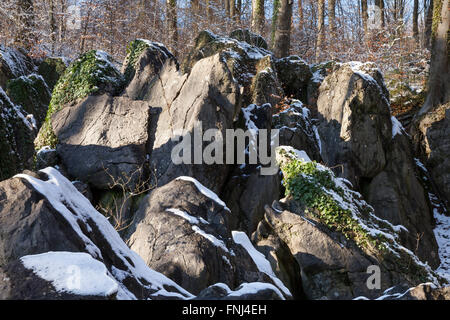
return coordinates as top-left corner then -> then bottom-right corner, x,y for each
298,0 -> 304,31
425,0 -> 434,48
271,0 -> 281,48
166,0 -> 178,56
420,0 -> 450,114
328,0 -> 336,36
59,0 -> 67,53
413,0 -> 419,43
316,0 -> 325,61
236,0 -> 242,22
251,0 -> 265,35
230,0 -> 236,18
49,0 -> 57,55
14,0 -> 35,51
206,0 -> 213,22
361,0 -> 368,38
273,0 -> 293,58
375,0 -> 385,27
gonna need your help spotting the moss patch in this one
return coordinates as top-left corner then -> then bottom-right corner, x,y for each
35,50 -> 124,150
280,155 -> 382,249
6,74 -> 51,127
0,89 -> 35,180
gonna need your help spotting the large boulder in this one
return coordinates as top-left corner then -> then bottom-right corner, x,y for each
307,61 -> 340,109
272,99 -> 322,162
37,57 -> 68,91
275,56 -> 312,102
0,168 -> 194,300
181,31 -> 282,108
0,46 -> 35,90
0,88 -> 36,181
35,50 -> 124,150
144,53 -> 240,193
316,62 -> 392,182
229,29 -> 268,49
316,62 -> 439,267
251,148 -> 444,300
121,39 -> 177,99
125,178 -> 291,297
410,103 -> 450,210
221,103 -> 281,234
0,258 -> 116,300
51,94 -> 152,190
6,73 -> 51,128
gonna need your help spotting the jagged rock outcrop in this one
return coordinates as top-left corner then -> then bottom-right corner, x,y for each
229,29 -> 268,49
0,46 -> 35,90
275,56 -> 312,102
142,53 -> 239,193
181,30 -> 283,108
125,177 -> 291,297
37,57 -> 68,92
252,147 -> 444,300
316,62 -> 439,268
0,168 -> 292,300
0,168 -> 194,300
121,39 -> 177,99
410,103 -> 450,211
6,73 -> 51,128
272,99 -> 322,162
307,61 -> 340,109
35,50 -> 124,150
51,94 -> 152,190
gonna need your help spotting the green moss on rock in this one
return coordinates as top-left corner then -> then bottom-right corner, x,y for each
6,74 -> 51,127
0,88 -> 35,181
35,50 -> 124,150
276,146 -> 443,285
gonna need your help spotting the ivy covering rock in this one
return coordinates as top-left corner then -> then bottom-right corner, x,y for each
275,146 -> 443,287
35,50 -> 124,150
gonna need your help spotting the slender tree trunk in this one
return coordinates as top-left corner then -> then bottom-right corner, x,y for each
361,0 -> 368,38
236,0 -> 242,22
271,0 -> 281,48
413,0 -> 419,43
425,0 -> 434,48
251,0 -> 265,35
298,0 -> 304,31
59,0 -> 67,53
316,0 -> 325,61
49,0 -> 57,55
206,0 -> 213,22
230,0 -> 236,18
166,0 -> 178,56
420,0 -> 450,114
273,0 -> 293,58
328,0 -> 336,36
375,0 -> 385,27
